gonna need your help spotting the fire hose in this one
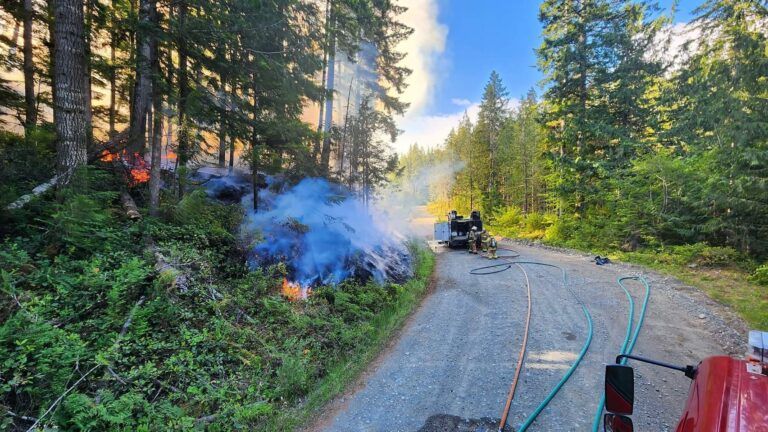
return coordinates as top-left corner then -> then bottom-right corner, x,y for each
469,250 -> 594,432
590,275 -> 651,432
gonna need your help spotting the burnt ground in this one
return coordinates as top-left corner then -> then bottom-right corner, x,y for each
306,228 -> 746,432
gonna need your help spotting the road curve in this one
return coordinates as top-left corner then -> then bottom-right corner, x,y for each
310,242 -> 745,432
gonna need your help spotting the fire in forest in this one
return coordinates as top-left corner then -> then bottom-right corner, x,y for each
281,278 -> 311,301
100,150 -> 151,186
199,171 -> 413,295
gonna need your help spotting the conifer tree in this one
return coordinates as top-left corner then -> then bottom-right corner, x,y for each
671,0 -> 768,254
473,71 -> 509,218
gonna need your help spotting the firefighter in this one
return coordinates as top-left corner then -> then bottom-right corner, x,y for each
488,235 -> 498,259
468,226 -> 478,254
481,229 -> 490,253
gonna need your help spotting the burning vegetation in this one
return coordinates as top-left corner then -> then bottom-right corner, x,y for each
246,177 -> 413,289
200,171 -> 413,293
100,150 -> 151,186
282,278 -> 311,301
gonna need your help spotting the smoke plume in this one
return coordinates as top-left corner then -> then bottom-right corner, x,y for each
200,170 -> 412,287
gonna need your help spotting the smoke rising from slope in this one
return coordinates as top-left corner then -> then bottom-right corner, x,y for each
241,178 -> 412,286
377,160 -> 465,237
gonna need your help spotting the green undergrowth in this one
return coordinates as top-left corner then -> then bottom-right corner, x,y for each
263,243 -> 435,431
0,128 -> 57,209
485,206 -> 768,330
1,166 -> 436,431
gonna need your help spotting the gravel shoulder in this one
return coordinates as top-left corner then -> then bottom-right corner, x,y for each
307,241 -> 747,432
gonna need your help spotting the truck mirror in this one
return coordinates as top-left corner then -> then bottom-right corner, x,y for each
605,364 -> 634,415
604,413 -> 633,432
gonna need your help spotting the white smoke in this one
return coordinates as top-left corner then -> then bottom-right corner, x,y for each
396,0 -> 448,115
375,160 -> 466,237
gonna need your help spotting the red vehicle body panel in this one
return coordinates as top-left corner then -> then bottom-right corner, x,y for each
675,356 -> 768,432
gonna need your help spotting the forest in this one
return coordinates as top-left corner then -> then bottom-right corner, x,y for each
0,0 -> 434,429
399,0 -> 768,325
0,0 -> 766,430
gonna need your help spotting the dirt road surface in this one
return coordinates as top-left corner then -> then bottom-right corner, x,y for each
310,231 -> 746,431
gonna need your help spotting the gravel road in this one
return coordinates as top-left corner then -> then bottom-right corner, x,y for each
309,240 -> 746,432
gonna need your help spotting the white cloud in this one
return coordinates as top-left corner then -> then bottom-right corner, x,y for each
649,22 -> 704,72
393,96 -> 521,153
391,0 -> 451,154
391,2 -> 524,154
451,98 -> 472,107
394,103 -> 480,153
396,0 -> 448,115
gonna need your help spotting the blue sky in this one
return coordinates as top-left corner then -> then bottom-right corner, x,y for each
394,0 -> 703,153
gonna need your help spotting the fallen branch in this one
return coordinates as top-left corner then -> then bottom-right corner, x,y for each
148,242 -> 190,294
107,367 -> 127,385
5,131 -> 130,211
25,364 -> 101,432
6,174 -> 62,210
120,192 -> 142,220
6,410 -> 38,423
117,296 -> 146,340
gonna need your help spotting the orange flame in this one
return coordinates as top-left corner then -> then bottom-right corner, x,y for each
282,278 -> 311,301
99,150 -> 151,185
100,150 -> 117,162
130,168 -> 150,184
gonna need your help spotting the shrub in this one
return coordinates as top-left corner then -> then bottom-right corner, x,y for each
490,207 -> 522,238
0,127 -> 56,207
667,243 -> 745,268
749,264 -> 768,286
496,206 -> 523,227
693,246 -> 743,267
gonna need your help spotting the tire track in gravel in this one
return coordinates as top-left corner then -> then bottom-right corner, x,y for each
308,241 -> 745,432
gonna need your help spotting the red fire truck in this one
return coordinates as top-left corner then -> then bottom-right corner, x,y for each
603,330 -> 768,432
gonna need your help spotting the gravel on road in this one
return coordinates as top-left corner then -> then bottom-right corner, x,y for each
308,241 -> 746,432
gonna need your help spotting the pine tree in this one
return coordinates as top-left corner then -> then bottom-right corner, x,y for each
497,89 -> 547,214
671,0 -> 768,254
52,0 -> 90,180
473,71 -> 509,218
538,0 -> 662,214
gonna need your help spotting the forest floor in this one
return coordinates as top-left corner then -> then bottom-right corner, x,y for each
306,240 -> 745,432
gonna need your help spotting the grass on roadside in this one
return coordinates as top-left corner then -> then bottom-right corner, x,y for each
264,242 -> 436,431
612,249 -> 768,330
481,208 -> 768,331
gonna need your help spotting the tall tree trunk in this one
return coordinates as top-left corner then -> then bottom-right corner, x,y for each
251,78 -> 260,211
229,137 -> 235,173
129,0 -> 153,157
176,1 -> 189,197
148,0 -> 161,215
84,0 -> 93,133
52,0 -> 90,181
218,130 -> 227,167
23,0 -> 37,130
320,16 -> 336,174
313,0 -> 331,160
108,0 -> 117,137
149,98 -> 163,216
521,121 -> 529,214
251,141 -> 260,211
576,1 -> 587,158
218,81 -> 227,167
336,65 -> 356,178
